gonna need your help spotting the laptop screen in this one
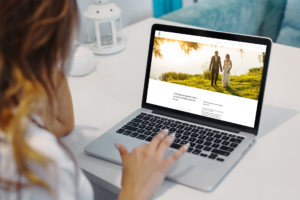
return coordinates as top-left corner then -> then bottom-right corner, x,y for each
146,31 -> 267,128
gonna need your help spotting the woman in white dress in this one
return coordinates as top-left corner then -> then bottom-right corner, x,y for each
222,54 -> 232,87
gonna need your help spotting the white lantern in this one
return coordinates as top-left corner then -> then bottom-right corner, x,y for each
84,0 -> 125,54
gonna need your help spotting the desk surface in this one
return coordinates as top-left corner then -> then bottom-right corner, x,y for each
62,18 -> 300,200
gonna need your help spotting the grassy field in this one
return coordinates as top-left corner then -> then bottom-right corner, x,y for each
158,67 -> 263,100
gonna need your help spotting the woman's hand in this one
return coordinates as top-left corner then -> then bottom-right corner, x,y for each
117,129 -> 188,200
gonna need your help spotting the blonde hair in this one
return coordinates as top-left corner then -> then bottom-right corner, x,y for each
0,0 -> 79,194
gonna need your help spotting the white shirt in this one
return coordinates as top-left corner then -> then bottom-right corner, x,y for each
215,55 -> 218,62
0,120 -> 93,200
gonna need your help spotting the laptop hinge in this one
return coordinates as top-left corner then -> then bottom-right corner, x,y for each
153,109 -> 241,133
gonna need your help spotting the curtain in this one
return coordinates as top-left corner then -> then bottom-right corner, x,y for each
153,0 -> 183,18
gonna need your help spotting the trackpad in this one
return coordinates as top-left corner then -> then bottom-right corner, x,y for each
164,149 -> 175,159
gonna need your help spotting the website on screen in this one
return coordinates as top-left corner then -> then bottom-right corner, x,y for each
146,31 -> 267,127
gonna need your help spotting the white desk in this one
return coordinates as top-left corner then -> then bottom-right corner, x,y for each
62,18 -> 300,200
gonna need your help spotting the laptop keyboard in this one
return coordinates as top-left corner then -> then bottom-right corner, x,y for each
116,113 -> 245,162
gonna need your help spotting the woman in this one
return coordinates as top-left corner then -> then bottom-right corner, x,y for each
222,54 -> 232,87
0,1 -> 188,199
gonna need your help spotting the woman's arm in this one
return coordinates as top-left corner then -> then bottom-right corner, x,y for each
228,60 -> 232,73
39,71 -> 75,137
117,129 -> 188,200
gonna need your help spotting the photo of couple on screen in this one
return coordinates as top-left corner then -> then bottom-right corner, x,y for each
150,37 -> 265,101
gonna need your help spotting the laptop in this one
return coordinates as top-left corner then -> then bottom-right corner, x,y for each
84,24 -> 272,191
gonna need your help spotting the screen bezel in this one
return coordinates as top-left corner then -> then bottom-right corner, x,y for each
142,24 -> 272,135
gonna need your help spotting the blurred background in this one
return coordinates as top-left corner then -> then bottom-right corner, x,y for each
76,0 -> 300,49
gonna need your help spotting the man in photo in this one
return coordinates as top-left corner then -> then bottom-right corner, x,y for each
209,51 -> 223,86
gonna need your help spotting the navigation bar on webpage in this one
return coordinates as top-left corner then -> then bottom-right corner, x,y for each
155,31 -> 267,52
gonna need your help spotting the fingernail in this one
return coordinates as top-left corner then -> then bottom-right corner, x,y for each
115,143 -> 119,150
171,133 -> 176,138
184,143 -> 190,150
164,129 -> 169,135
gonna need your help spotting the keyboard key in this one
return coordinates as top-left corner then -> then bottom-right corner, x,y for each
237,136 -> 245,140
168,119 -> 175,122
211,149 -> 230,156
174,139 -> 181,144
130,132 -> 139,137
230,143 -> 238,148
145,127 -> 153,131
137,129 -> 146,133
181,136 -> 189,140
203,142 -> 212,146
192,149 -> 201,155
184,127 -> 192,131
211,144 -> 220,148
116,129 -> 125,133
163,122 -> 171,125
149,118 -> 157,122
199,131 -> 206,134
140,113 -> 147,115
203,147 -> 212,151
132,119 -> 142,123
175,121 -> 182,124
177,125 -> 185,129
191,133 -> 199,138
136,115 -> 144,119
154,116 -> 161,119
169,128 -> 177,132
221,132 -> 228,135
213,130 -> 220,133
148,114 -> 154,117
183,131 -> 192,136
161,126 -> 170,130
153,128 -> 160,132
145,136 -> 153,142
151,132 -> 157,137
206,137 -> 214,141
156,120 -> 164,124
222,141 -> 230,146
170,143 -> 181,149
200,153 -> 207,157
197,126 -> 204,129
195,140 -> 204,144
141,121 -> 149,125
187,148 -> 194,153
143,117 -> 150,120
123,130 -> 132,135
222,136 -> 230,140
189,125 -> 196,128
148,123 -> 156,126
216,158 -> 224,162
144,131 -> 152,135
198,135 -> 206,140
190,143 -> 196,147
155,124 -> 163,128
205,128 -> 212,131
208,153 -> 218,159
188,138 -> 196,142
229,138 -> 242,143
180,140 -> 188,145
182,123 -> 189,126
170,123 -> 177,127
176,130 -> 184,134
138,125 -> 147,129
195,145 -> 204,149
213,134 -> 222,139
214,139 -> 222,143
123,125 -> 138,132
229,134 -> 236,138
191,129 -> 199,133
206,132 -> 214,137
136,134 -> 147,140
220,146 -> 234,152
175,134 -> 181,138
